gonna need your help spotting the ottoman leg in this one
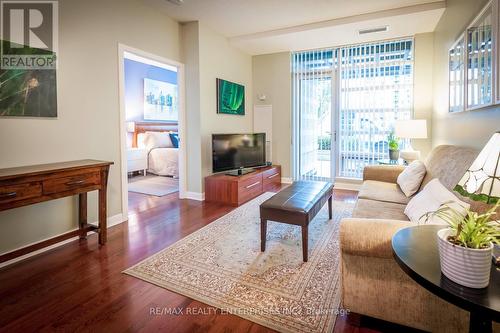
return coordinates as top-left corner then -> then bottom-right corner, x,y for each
302,225 -> 308,262
260,218 -> 267,252
328,196 -> 333,219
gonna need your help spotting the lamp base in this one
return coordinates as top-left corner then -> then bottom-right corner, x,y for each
400,150 -> 420,164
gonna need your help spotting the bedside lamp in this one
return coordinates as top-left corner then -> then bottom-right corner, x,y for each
126,121 -> 136,133
395,119 -> 427,163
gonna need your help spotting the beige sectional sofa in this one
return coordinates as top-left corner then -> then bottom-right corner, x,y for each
339,145 -> 485,332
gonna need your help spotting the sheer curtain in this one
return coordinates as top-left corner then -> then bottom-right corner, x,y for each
338,39 -> 413,178
292,49 -> 335,181
292,39 -> 414,180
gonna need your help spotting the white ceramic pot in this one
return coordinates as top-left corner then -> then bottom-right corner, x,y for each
437,228 -> 492,289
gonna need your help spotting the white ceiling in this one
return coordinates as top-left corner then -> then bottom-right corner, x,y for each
145,0 -> 446,55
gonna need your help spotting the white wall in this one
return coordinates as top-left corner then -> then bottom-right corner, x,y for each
252,52 -> 292,178
432,0 -> 500,149
181,22 -> 254,193
0,0 -> 181,254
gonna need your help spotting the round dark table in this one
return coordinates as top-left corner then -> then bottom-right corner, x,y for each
392,225 -> 500,333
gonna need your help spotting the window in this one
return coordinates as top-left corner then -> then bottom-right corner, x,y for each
292,39 -> 413,180
449,0 -> 500,111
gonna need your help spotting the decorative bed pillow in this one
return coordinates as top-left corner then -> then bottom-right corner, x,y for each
143,131 -> 173,150
404,178 -> 470,225
169,132 -> 179,148
397,160 -> 426,197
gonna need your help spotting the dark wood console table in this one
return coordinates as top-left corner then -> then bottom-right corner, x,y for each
0,160 -> 113,263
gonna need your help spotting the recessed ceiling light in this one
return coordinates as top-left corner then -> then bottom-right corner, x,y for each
166,0 -> 184,5
358,26 -> 389,35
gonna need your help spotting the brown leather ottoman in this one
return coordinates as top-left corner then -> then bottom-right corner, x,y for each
259,181 -> 334,262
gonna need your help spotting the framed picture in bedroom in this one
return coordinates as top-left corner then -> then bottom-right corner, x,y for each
144,78 -> 178,122
216,78 -> 245,115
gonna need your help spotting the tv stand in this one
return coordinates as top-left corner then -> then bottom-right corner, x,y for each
205,165 -> 281,206
225,168 -> 255,176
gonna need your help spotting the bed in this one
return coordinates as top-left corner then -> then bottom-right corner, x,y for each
133,122 -> 179,178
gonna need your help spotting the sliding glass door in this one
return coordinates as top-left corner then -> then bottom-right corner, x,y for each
292,39 -> 414,181
292,50 -> 336,181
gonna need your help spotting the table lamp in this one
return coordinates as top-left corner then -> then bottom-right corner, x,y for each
454,132 -> 500,264
126,121 -> 136,133
395,119 -> 427,163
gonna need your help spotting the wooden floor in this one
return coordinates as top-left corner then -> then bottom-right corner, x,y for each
0,188 -> 401,333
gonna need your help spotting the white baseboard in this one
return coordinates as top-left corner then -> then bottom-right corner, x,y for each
183,191 -> 205,201
281,177 -> 293,184
0,213 -> 127,269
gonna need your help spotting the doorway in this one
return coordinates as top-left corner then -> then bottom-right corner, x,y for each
118,44 -> 186,218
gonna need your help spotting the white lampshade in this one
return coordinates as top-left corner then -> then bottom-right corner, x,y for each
454,132 -> 500,204
395,119 -> 427,139
126,121 -> 136,133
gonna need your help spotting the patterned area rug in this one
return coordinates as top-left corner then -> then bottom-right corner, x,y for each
124,192 -> 354,333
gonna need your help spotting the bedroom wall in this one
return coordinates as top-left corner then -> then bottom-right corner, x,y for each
124,59 -> 178,122
432,0 -> 500,149
0,0 -> 181,255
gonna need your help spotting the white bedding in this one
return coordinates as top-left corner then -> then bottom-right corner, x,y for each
147,147 -> 179,177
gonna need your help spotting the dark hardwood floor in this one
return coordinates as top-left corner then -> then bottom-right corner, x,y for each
0,188 -> 399,333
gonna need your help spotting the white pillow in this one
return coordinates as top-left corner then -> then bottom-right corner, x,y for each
404,178 -> 470,225
397,160 -> 427,197
143,131 -> 173,150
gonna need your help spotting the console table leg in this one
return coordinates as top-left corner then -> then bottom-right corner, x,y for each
469,312 -> 491,333
98,168 -> 109,245
260,219 -> 267,252
79,193 -> 87,239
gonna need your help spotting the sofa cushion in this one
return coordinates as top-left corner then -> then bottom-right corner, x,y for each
420,145 -> 478,191
358,180 -> 411,205
353,198 -> 409,221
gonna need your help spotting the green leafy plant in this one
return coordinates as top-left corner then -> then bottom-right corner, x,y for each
424,201 -> 500,249
387,132 -> 399,151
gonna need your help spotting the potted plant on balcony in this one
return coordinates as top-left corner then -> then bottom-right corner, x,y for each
425,201 -> 499,288
387,132 -> 400,160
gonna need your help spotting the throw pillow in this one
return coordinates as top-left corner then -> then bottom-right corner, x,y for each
404,178 -> 470,225
169,132 -> 179,148
397,160 -> 426,197
143,131 -> 173,150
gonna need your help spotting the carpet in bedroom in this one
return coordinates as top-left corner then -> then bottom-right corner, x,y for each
124,192 -> 354,333
128,175 -> 178,196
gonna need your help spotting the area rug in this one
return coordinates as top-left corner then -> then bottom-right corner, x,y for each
128,175 -> 178,196
124,192 -> 354,333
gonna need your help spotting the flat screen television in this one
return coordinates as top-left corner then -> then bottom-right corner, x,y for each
212,133 -> 266,174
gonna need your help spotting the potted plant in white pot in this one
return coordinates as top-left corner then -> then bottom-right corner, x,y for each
426,201 -> 500,288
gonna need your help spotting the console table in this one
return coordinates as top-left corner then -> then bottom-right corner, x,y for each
205,165 -> 281,206
0,160 -> 113,263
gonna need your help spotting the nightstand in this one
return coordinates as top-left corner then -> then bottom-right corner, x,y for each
127,148 -> 147,176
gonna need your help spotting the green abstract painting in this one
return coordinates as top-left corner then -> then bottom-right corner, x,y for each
217,78 -> 245,115
0,40 -> 57,117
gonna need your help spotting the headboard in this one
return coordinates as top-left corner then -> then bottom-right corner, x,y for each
132,121 -> 178,148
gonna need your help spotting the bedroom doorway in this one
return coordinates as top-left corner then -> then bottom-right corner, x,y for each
118,44 -> 186,217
